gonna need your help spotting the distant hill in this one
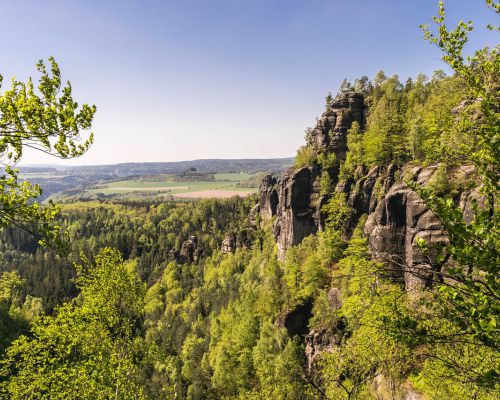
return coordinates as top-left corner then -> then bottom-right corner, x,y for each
15,158 -> 294,200
19,158 -> 294,176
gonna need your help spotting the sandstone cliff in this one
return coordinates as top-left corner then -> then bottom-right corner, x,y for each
258,92 -> 478,292
259,92 -> 366,260
256,93 -> 481,377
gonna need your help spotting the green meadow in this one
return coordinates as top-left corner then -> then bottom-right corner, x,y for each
86,173 -> 258,197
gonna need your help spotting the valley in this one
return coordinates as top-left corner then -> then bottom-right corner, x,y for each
0,1 -> 498,399
16,160 -> 291,201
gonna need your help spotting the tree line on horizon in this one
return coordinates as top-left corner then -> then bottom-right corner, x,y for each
0,1 -> 498,399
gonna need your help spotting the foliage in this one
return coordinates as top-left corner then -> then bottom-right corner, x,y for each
317,152 -> 337,195
0,248 -> 146,399
295,145 -> 317,169
319,192 -> 352,262
283,235 -> 327,303
362,74 -> 407,166
0,2 -> 498,399
338,70 -> 467,180
0,271 -> 28,354
314,219 -> 500,399
0,58 -> 95,245
340,121 -> 363,180
0,197 -> 255,310
411,0 -> 500,359
426,163 -> 450,195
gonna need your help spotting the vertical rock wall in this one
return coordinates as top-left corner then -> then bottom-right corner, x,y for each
255,91 -> 482,381
257,91 -> 480,291
259,92 -> 367,260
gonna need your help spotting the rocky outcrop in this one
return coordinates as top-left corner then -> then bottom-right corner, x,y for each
261,141 -> 480,287
179,235 -> 199,263
345,164 -> 398,216
221,233 -> 236,254
371,376 -> 423,400
272,166 -> 322,260
460,186 -> 485,224
304,287 -> 344,371
254,88 -> 483,394
280,163 -> 483,374
259,175 -> 278,220
305,328 -> 340,372
259,92 -> 367,259
306,92 -> 366,159
364,175 -> 449,290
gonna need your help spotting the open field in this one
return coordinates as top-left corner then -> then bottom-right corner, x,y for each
95,186 -> 191,191
174,189 -> 256,199
16,161 -> 293,201
214,172 -> 253,181
85,175 -> 258,199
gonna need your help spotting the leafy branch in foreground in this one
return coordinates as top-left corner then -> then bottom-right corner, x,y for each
415,0 -> 499,353
0,57 -> 96,245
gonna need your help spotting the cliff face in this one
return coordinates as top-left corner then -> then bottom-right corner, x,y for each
262,165 -> 321,260
258,92 -> 479,292
258,103 -> 481,381
259,92 -> 366,260
362,166 -> 448,290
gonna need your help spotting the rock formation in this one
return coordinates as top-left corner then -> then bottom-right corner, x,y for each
304,287 -> 343,371
259,92 -> 367,260
306,92 -> 366,158
255,93 -> 482,374
221,233 -> 236,254
251,85 -> 485,395
258,175 -> 278,220
179,235 -> 199,263
271,165 -> 322,260
363,167 -> 449,290
258,91 -> 479,290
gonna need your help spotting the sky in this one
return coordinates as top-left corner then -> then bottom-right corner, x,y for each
0,0 -> 497,165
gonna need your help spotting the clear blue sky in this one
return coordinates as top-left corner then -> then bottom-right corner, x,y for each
1,0 -> 496,165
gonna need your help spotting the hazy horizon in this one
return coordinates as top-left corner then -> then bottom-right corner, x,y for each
1,0 -> 496,166
18,156 -> 295,168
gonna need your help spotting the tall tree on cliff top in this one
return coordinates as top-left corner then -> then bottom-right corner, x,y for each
0,57 -> 96,245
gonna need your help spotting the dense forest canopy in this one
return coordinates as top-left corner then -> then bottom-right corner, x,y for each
0,1 -> 498,399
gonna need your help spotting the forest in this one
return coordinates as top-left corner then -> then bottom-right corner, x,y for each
0,1 -> 499,399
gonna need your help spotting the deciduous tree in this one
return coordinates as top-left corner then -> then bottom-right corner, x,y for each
0,58 -> 95,245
